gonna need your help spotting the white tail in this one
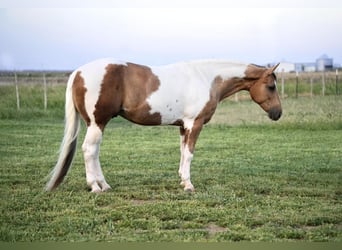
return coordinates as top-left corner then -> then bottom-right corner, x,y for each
45,72 -> 80,191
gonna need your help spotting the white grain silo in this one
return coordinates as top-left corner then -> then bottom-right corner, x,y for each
316,54 -> 333,71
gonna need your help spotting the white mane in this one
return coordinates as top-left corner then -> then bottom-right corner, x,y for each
153,59 -> 248,82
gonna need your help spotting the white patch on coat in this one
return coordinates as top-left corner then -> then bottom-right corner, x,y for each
148,60 -> 247,125
183,117 -> 194,131
77,58 -> 127,124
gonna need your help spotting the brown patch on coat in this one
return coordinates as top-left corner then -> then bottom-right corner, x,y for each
212,75 -> 253,101
196,98 -> 218,125
196,76 -> 238,126
121,106 -> 162,125
244,64 -> 267,79
72,71 -> 91,126
94,64 -> 125,131
93,63 -> 162,131
119,63 -> 162,125
179,119 -> 204,153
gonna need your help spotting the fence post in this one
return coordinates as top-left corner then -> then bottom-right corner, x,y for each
322,71 -> 325,96
14,72 -> 20,110
43,72 -> 47,110
336,69 -> 339,95
281,69 -> 284,98
310,76 -> 313,98
295,71 -> 299,98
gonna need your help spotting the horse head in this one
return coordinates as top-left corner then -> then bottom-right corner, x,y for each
247,63 -> 282,121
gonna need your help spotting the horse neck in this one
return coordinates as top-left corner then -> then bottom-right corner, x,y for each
189,60 -> 251,101
216,77 -> 252,101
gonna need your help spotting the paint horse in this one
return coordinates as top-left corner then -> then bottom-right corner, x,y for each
46,59 -> 282,193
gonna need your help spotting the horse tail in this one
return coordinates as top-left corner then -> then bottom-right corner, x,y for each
46,72 -> 80,191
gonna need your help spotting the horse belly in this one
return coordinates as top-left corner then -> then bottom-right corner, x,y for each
149,99 -> 185,125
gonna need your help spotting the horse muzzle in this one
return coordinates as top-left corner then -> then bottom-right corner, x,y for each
268,107 -> 282,121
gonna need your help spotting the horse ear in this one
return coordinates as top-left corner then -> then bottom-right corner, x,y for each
267,63 -> 280,75
266,63 -> 280,75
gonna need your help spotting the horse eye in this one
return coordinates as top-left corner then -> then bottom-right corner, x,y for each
267,84 -> 276,91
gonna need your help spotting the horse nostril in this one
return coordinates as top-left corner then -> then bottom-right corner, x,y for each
268,108 -> 282,121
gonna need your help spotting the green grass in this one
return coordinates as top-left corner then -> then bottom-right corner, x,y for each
0,85 -> 341,242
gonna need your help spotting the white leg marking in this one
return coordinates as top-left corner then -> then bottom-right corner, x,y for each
179,145 -> 194,192
82,125 -> 111,193
94,157 -> 111,192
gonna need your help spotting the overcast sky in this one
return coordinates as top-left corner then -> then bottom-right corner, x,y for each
1,1 -> 342,70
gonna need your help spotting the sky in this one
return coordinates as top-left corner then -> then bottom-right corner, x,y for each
0,1 -> 342,70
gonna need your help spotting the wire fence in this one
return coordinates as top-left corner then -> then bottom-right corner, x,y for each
0,71 -> 69,110
278,70 -> 340,98
0,70 -> 341,110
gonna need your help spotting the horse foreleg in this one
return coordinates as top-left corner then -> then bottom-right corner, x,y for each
178,127 -> 186,179
179,145 -> 195,192
178,121 -> 203,192
82,124 -> 111,193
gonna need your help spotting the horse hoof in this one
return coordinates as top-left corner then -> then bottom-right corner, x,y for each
101,184 -> 112,192
180,180 -> 195,192
91,188 -> 102,193
184,187 -> 195,193
184,184 -> 195,192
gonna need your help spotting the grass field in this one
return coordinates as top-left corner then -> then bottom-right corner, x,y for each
0,84 -> 341,242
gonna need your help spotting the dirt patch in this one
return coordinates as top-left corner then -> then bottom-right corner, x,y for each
206,223 -> 229,235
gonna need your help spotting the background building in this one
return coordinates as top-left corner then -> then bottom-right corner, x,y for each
275,54 -> 335,72
316,54 -> 333,71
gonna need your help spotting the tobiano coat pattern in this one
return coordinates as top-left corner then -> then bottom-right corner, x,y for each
46,58 -> 282,193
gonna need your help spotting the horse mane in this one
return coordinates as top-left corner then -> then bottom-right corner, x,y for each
250,63 -> 266,68
247,63 -> 277,80
155,59 -> 246,68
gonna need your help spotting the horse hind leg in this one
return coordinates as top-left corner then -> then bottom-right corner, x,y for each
178,127 -> 186,179
82,124 -> 111,193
